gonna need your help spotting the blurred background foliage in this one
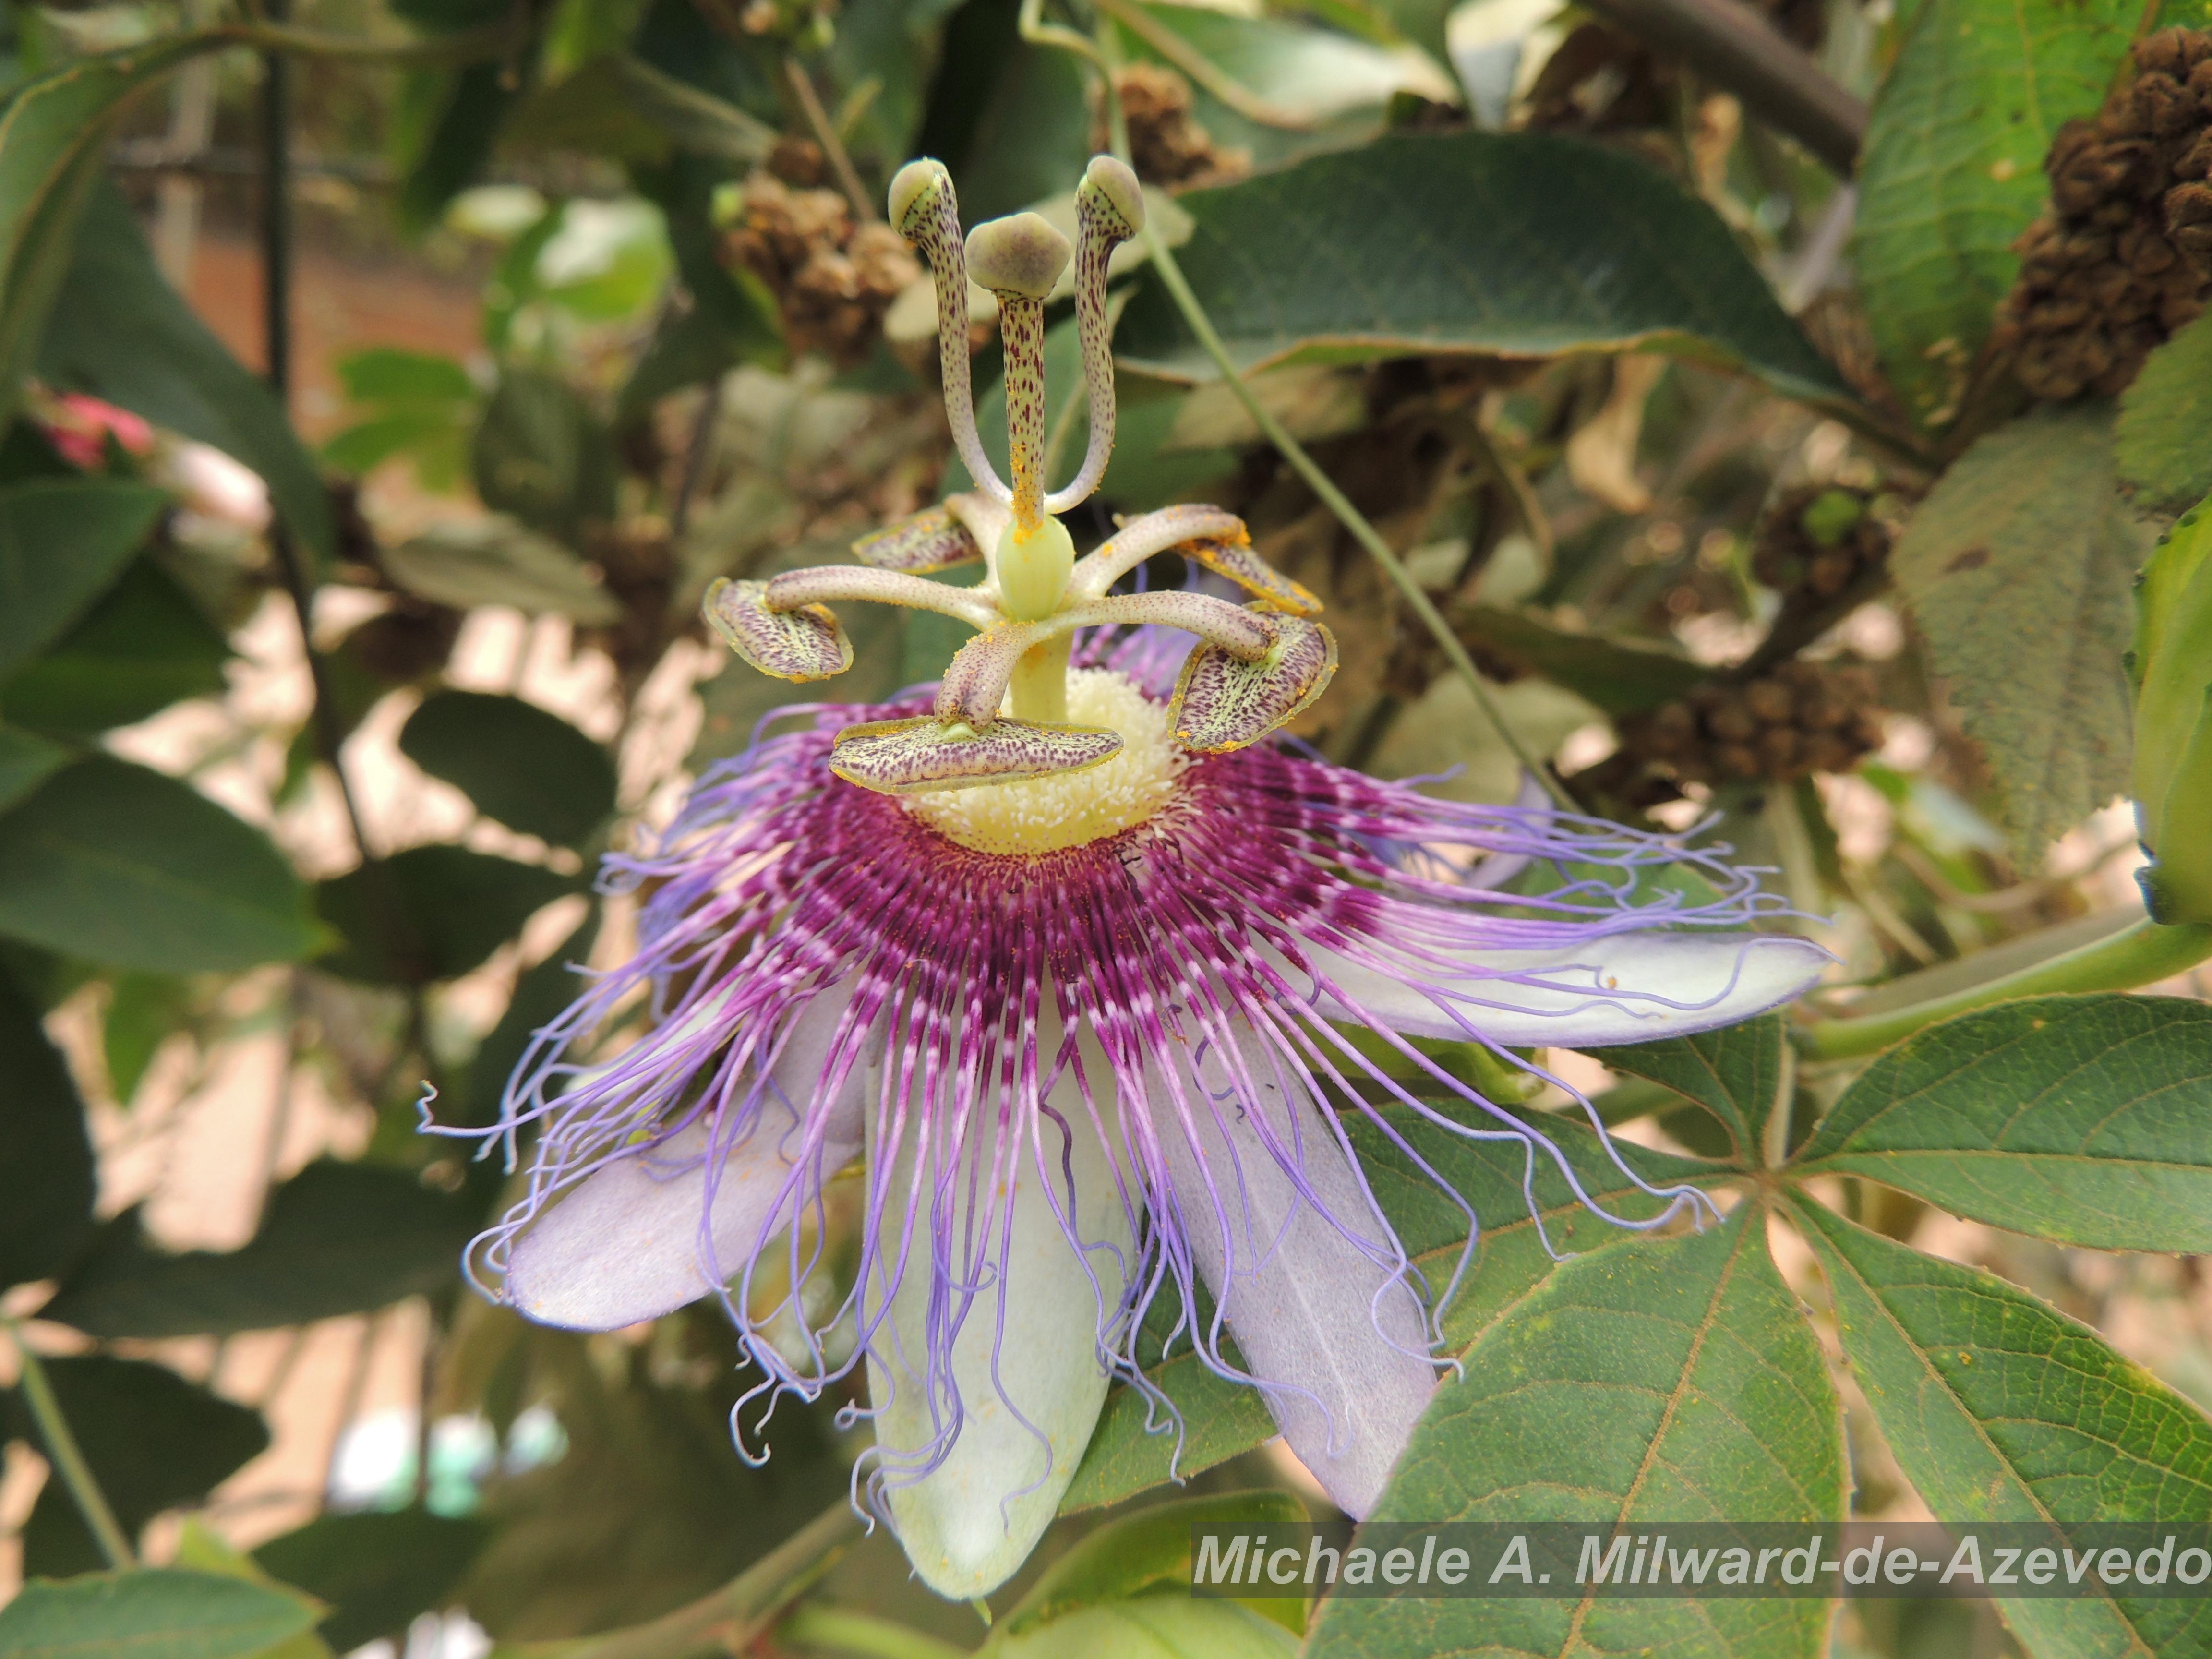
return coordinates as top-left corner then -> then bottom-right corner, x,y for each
0,0 -> 2210,1651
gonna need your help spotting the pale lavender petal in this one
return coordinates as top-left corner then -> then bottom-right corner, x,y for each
1148,1024 -> 1436,1517
866,1019 -> 1133,1596
1285,930 -> 1830,1049
1462,770 -> 1556,891
503,983 -> 871,1329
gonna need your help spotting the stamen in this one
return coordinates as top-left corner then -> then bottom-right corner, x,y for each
1171,611 -> 1339,751
1078,589 -> 1273,659
888,159 -> 1009,508
852,506 -> 984,575
829,713 -> 1122,792
765,565 -> 999,629
931,589 -> 1273,730
1067,504 -> 1249,600
704,577 -> 854,681
964,214 -> 1071,534
1044,156 -> 1146,517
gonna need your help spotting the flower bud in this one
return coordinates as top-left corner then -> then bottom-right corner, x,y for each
963,213 -> 1070,300
2130,497 -> 2212,922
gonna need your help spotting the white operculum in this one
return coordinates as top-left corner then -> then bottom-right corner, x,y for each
866,1010 -> 1134,1598
504,978 -> 875,1330
1284,927 -> 1831,1049
1146,1019 -> 1437,1518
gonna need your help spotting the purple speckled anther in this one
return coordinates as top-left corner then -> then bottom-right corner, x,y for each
425,153 -> 1829,1602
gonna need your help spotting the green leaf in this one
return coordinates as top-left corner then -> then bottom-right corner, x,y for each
37,1160 -> 477,1338
167,1522 -> 333,1659
998,1493 -> 1308,1643
379,518 -> 623,622
0,1571 -> 318,1659
473,369 -> 619,546
315,845 -> 579,985
0,961 -> 93,1289
0,479 -> 167,676
1,559 -> 231,739
1852,0 -> 2136,426
337,348 -> 478,405
396,61 -> 521,234
990,1600 -> 1296,1659
1446,603 -> 1707,717
2117,312 -> 2212,514
1113,131 -> 1848,407
618,305 -> 739,424
459,1367 -> 850,1640
399,691 -> 617,847
1793,993 -> 2212,1252
0,757 -> 322,974
40,182 -> 335,564
509,52 -> 776,167
252,1510 -> 490,1652
101,971 -> 192,1107
323,411 -> 470,491
1594,1013 -> 1787,1168
2,1356 -> 269,1576
1889,404 -> 2141,860
1062,1107 -> 1726,1511
1793,1197 -> 2212,1659
0,723 -> 68,813
1059,1284 -> 1276,1515
0,36 -> 224,411
1304,1209 -> 1844,1659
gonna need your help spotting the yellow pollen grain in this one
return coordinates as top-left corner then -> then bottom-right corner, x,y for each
907,668 -> 1185,854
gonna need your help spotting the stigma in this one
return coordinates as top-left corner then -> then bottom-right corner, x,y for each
906,668 -> 1187,854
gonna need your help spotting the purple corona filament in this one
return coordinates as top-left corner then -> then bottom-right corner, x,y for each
425,154 -> 1827,1601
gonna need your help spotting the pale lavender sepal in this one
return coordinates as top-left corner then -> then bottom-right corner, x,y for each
503,983 -> 870,1330
1150,1025 -> 1437,1518
1288,930 -> 1831,1050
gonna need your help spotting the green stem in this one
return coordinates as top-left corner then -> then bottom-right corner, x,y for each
4,1319 -> 136,1568
563,1499 -> 864,1659
1086,28 -> 1574,810
779,1605 -> 972,1659
1796,918 -> 2212,1060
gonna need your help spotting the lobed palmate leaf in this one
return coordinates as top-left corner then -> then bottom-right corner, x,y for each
829,715 -> 1122,793
1172,612 -> 1337,753
702,577 -> 853,682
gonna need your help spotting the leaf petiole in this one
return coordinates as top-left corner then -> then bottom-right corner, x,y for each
1797,916 -> 2212,1059
2,1316 -> 137,1568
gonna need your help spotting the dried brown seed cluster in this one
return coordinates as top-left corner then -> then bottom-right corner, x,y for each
1620,659 -> 1884,785
1992,27 -> 2212,401
719,152 -> 920,368
1750,484 -> 1896,603
1112,65 -> 1249,190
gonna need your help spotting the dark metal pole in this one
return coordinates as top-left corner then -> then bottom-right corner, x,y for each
261,0 -> 294,400
258,12 -> 389,889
